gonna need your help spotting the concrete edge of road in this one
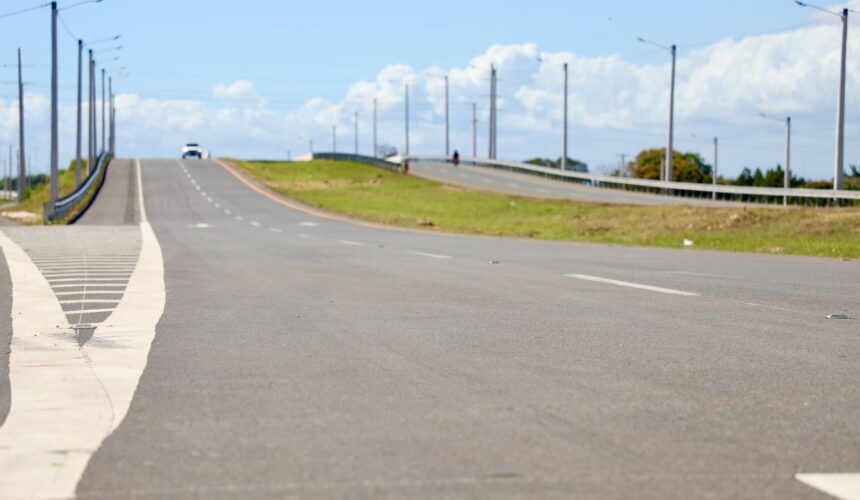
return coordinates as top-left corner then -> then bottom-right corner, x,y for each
213,159 -> 856,264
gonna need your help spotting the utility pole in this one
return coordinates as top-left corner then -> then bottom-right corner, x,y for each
49,1 -> 59,207
834,8 -> 848,191
332,124 -> 336,153
562,62 -> 568,171
88,50 -> 94,173
75,39 -> 83,187
713,137 -> 718,199
373,98 -> 377,158
17,48 -> 26,200
489,65 -> 497,159
354,111 -> 358,155
667,44 -> 676,182
108,76 -> 113,155
101,67 -> 106,155
785,116 -> 791,206
404,84 -> 410,156
471,102 -> 477,158
444,75 -> 450,157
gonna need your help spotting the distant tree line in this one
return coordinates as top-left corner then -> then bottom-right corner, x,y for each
620,148 -> 860,190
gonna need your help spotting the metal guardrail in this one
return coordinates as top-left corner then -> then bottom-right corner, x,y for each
311,153 -> 402,173
44,152 -> 111,223
406,156 -> 860,206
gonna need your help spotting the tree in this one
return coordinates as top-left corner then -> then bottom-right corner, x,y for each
630,148 -> 711,183
524,157 -> 588,172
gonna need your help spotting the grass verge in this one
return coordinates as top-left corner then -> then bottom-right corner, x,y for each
3,161 -> 89,224
232,159 -> 860,259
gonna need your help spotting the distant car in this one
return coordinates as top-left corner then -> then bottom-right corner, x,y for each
182,143 -> 204,159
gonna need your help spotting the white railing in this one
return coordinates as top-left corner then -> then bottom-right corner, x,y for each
405,156 -> 860,205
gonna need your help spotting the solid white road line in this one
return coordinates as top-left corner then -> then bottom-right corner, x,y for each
50,283 -> 127,289
58,308 -> 119,314
564,274 -> 700,297
339,240 -> 364,246
0,159 -> 166,498
47,278 -> 129,283
54,291 -> 124,296
42,272 -> 133,278
408,250 -> 453,260
796,473 -> 860,500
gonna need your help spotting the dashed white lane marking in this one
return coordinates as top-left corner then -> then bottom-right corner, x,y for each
339,240 -> 364,246
195,185 -> 201,191
796,474 -> 860,500
299,221 -> 319,227
250,221 -> 261,227
190,179 -> 197,185
189,223 -> 215,229
214,203 -> 221,209
269,228 -> 283,233
224,209 -> 232,215
564,274 -> 700,297
206,197 -> 213,203
408,250 -> 453,260
236,215 -> 244,221
298,233 -> 314,239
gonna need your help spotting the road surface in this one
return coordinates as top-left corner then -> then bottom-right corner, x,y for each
0,158 -> 857,499
409,161 -> 741,206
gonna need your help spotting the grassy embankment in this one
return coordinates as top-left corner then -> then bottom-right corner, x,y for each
4,161 -> 88,224
233,159 -> 860,259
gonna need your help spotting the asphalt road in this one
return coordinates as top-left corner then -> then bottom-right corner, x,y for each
1,158 -> 858,499
409,161 -> 741,206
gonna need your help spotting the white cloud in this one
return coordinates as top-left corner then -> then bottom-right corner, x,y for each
5,18 -> 860,180
212,80 -> 257,101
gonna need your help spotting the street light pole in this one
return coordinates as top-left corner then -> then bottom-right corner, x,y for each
405,84 -> 410,156
835,8 -> 848,190
75,39 -> 83,187
489,65 -> 497,159
49,1 -> 59,207
472,102 -> 477,158
17,48 -> 26,200
354,111 -> 358,155
88,49 -> 94,173
444,75 -> 449,157
373,98 -> 377,158
713,137 -> 718,200
667,44 -> 676,182
562,62 -> 568,171
785,116 -> 791,205
101,67 -> 106,155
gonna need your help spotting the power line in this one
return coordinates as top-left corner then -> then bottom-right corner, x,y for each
0,2 -> 50,20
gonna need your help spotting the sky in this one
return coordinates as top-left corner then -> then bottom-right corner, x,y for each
1,0 -> 860,181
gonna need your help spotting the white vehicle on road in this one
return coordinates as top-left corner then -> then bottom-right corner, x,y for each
181,143 -> 204,159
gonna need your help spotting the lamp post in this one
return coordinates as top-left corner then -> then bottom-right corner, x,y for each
760,113 -> 791,205
404,84 -> 410,157
537,56 -> 570,170
637,37 -> 676,182
795,1 -> 848,191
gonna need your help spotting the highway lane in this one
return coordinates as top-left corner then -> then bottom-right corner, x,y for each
409,161 -> 741,207
72,159 -> 858,499
0,158 -> 856,498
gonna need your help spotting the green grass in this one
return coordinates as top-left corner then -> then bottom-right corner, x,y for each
6,161 -> 89,224
233,159 -> 860,259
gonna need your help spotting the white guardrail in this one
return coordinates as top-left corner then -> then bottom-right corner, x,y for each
405,156 -> 860,206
